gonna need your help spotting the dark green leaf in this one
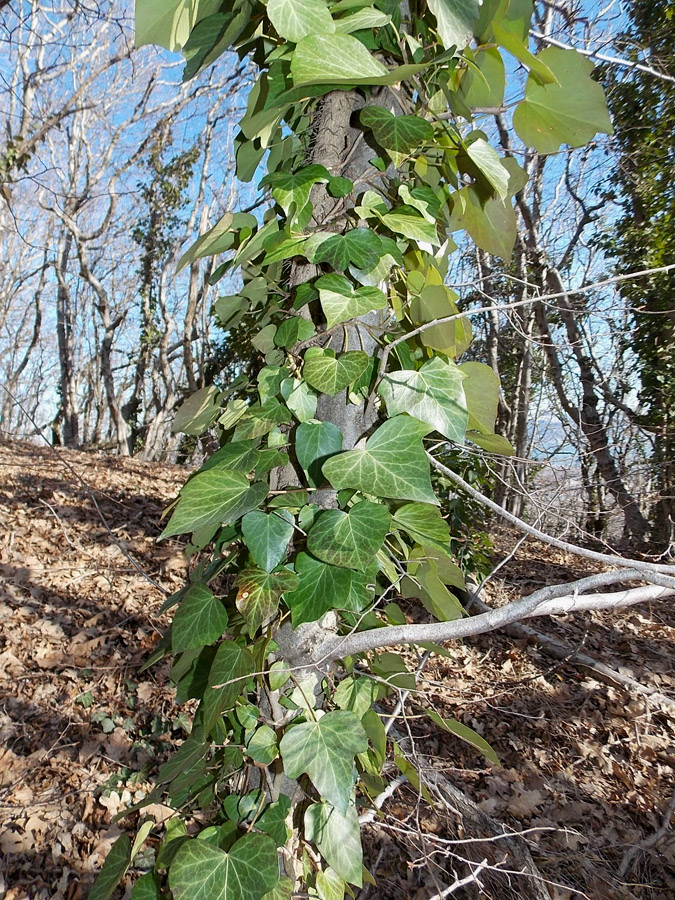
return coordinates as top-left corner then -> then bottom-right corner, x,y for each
161,472 -> 267,539
235,567 -> 299,632
310,229 -> 383,271
360,106 -> 434,153
241,510 -> 294,572
89,834 -> 131,900
303,350 -> 369,396
306,501 -> 390,571
203,642 -> 255,734
274,316 -> 316,348
296,422 -> 344,487
169,834 -> 279,900
392,503 -> 450,551
283,553 -> 355,626
172,584 -> 229,654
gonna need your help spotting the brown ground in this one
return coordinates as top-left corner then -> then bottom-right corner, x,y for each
0,438 -> 673,899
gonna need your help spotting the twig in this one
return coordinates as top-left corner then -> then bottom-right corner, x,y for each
426,859 -> 490,899
618,787 -> 675,877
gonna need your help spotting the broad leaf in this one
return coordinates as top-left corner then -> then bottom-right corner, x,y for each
200,441 -> 259,474
246,725 -> 279,765
334,676 -> 379,720
393,503 -> 450,551
322,416 -> 438,504
172,583 -> 229,653
360,106 -> 434,153
161,471 -> 267,539
449,185 -> 517,259
241,510 -> 294,572
135,0 -> 219,52
233,400 -> 291,440
291,34 -> 388,86
262,878 -> 293,900
310,229 -> 383,271
378,357 -> 468,442
169,834 -> 278,900
172,386 -> 220,435
333,7 -> 390,33
263,163 -> 330,220
304,802 -> 362,887
467,430 -> 514,455
203,641 -> 255,734
89,833 -> 131,900
465,136 -> 509,200
281,377 -> 317,422
303,350 -> 369,396
283,553 -> 354,625
316,274 -> 387,328
131,872 -> 160,900
235,567 -> 299,632
279,710 -> 367,813
274,316 -> 316,349
409,284 -> 472,357
458,361 -> 500,434
381,206 -> 440,246
427,0 -> 482,51
306,501 -> 390,571
176,211 -> 257,272
296,422 -> 343,487
267,0 -> 334,43
513,48 -> 613,154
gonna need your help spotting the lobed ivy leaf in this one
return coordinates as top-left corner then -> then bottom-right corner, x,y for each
169,834 -> 279,900
267,0 -> 334,43
317,274 -> 387,328
304,802 -> 363,887
392,503 -> 450,552
274,316 -> 316,349
241,510 -> 294,572
279,710 -> 367,813
322,416 -> 438,504
283,552 -> 353,625
378,357 -> 468,442
172,583 -> 229,653
235,567 -> 299,632
161,471 -> 268,539
310,229 -> 383,272
291,33 -> 388,86
306,501 -> 390,571
303,350 -> 369,396
360,106 -> 434,153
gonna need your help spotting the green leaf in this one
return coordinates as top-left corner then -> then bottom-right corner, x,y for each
161,471 -> 268,539
322,416 -> 438,504
303,350 -> 369,396
304,803 -> 362,887
334,676 -> 379,720
316,275 -> 387,328
427,709 -> 499,765
449,185 -> 517,259
360,106 -> 434,153
306,501 -> 390,571
203,642 -> 255,734
458,361 -> 500,434
316,868 -> 345,900
246,725 -> 279,765
465,136 -> 510,200
327,176 -> 353,198
283,553 -> 354,625
457,47 -> 505,109
181,12 -> 229,81
409,284 -> 472,357
513,48 -> 613,154
427,0 -> 482,50
381,206 -> 440,246
131,871 -> 160,900
241,510 -> 294,572
466,430 -> 514,454
310,229 -> 383,271
280,710 -> 367,813
89,833 -> 131,900
274,316 -> 316,349
262,877 -> 293,900
393,503 -> 450,551
379,357 -> 468,442
172,386 -> 220,436
281,378 -> 317,423
233,400 -> 291,440
291,34 -> 388,86
169,834 -> 279,900
135,0 -> 216,52
176,211 -> 257,272
267,0 -> 335,43
263,164 -> 330,220
296,422 -> 344,487
200,441 -> 259,474
235,567 -> 299,632
172,584 -> 229,654
493,22 -> 557,85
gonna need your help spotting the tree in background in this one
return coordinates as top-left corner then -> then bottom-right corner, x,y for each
603,0 -> 675,550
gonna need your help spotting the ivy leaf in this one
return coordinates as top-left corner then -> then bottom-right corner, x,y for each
322,416 -> 438,504
235,567 -> 299,632
241,510 -> 294,572
283,553 -> 355,625
279,710 -> 367,813
291,34 -> 388,86
449,185 -> 517,259
233,400 -> 292,440
465,136 -> 510,200
161,471 -> 268,539
169,834 -> 279,900
426,709 -> 499,765
281,377 -> 317,423
316,275 -> 387,328
409,284 -> 472,357
172,385 -> 220,436
334,676 -> 380,720
246,725 -> 280,766
267,0 -> 335,43
392,503 -> 450,552
172,583 -> 229,653
131,872 -> 160,900
310,229 -> 383,271
327,176 -> 353,198
296,422 -> 344,487
199,441 -> 259,474
89,833 -> 131,900
360,106 -> 434,153
135,0 -> 204,52
262,877 -> 294,900
203,641 -> 255,734
306,501 -> 390,571
427,0 -> 482,51
274,316 -> 316,349
458,361 -> 500,434
262,163 -> 330,220
380,206 -> 440,246
378,357 -> 468,442
304,802 -> 363,887
513,48 -> 613,154
303,350 -> 369,396
467,430 -> 514,455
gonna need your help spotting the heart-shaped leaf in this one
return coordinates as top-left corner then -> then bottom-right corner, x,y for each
303,350 -> 369,396
169,833 -> 279,900
392,503 -> 450,552
267,0 -> 334,43
306,501 -> 390,571
283,553 -> 371,625
427,0 -> 482,51
291,33 -> 388,86
316,274 -> 387,328
235,567 -> 299,632
296,422 -> 344,487
241,510 -> 294,572
322,416 -> 437,504
304,802 -> 363,886
381,206 -> 440,246
161,471 -> 268,539
279,710 -> 367,813
310,229 -> 383,271
360,106 -> 434,153
379,357 -> 468,442
172,583 -> 229,653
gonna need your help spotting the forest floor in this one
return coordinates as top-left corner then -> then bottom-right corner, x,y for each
0,437 -> 673,900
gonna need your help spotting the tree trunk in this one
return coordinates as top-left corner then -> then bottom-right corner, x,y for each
54,231 -> 80,447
